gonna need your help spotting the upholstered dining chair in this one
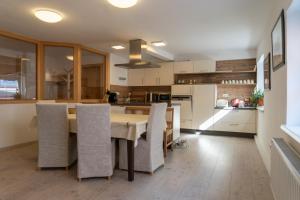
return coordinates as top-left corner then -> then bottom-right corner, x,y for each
76,104 -> 115,181
36,103 -> 77,170
119,103 -> 168,173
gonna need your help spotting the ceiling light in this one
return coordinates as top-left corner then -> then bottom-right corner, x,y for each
107,0 -> 138,8
112,45 -> 125,50
34,9 -> 63,23
66,55 -> 74,61
152,41 -> 166,47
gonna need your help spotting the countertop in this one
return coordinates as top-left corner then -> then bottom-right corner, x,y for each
214,106 -> 257,110
111,102 -> 180,107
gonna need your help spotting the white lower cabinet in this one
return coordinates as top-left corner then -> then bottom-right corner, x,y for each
212,110 -> 256,133
181,119 -> 193,129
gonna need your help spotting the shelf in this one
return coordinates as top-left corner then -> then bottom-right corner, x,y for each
217,84 -> 256,86
174,70 -> 256,76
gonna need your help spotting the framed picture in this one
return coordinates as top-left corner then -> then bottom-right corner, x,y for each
271,10 -> 285,71
264,53 -> 271,90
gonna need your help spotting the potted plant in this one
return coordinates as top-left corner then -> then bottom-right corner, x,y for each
250,88 -> 264,107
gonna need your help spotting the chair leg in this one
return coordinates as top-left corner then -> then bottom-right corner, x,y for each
163,132 -> 167,157
107,176 -> 112,180
65,166 -> 69,171
78,178 -> 82,182
36,167 -> 41,171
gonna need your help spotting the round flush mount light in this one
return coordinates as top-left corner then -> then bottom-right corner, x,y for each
34,9 -> 63,23
107,0 -> 138,8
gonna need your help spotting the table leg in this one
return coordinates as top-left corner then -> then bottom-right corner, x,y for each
127,140 -> 134,181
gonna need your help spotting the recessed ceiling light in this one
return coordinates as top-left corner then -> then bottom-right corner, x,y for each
34,9 -> 63,23
66,55 -> 74,61
112,45 -> 125,50
151,41 -> 166,47
107,0 -> 138,8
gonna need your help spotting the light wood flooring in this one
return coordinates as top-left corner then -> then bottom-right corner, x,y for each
0,134 -> 274,200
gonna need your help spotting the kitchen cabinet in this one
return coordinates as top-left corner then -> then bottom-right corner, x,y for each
192,85 -> 216,130
159,62 -> 174,85
174,61 -> 193,74
143,68 -> 160,86
171,85 -> 193,95
212,109 -> 256,133
193,60 -> 216,73
128,69 -> 145,86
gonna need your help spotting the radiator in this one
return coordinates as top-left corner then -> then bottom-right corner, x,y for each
271,138 -> 300,200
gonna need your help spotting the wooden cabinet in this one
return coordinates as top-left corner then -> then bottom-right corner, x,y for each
193,60 -> 216,73
128,69 -> 144,86
159,62 -> 174,85
174,61 -> 193,74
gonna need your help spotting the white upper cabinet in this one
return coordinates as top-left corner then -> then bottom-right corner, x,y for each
159,62 -> 174,85
143,68 -> 160,86
128,69 -> 145,86
174,61 -> 194,74
193,60 -> 216,73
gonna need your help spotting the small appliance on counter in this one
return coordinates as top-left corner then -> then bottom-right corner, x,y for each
216,99 -> 229,108
107,91 -> 118,104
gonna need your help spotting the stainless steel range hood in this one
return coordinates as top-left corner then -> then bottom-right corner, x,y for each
115,39 -> 171,69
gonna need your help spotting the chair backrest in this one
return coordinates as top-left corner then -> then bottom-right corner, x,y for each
147,103 -> 168,147
76,104 -> 111,149
36,103 -> 69,164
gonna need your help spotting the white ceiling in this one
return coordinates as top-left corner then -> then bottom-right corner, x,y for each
0,0 -> 274,60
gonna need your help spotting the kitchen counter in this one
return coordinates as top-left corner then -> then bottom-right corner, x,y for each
111,102 -> 179,107
214,106 -> 257,110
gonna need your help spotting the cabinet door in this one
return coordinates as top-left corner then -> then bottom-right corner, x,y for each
159,62 -> 174,85
174,61 -> 193,74
171,85 -> 193,95
193,60 -> 216,73
192,85 -> 216,130
143,68 -> 159,86
128,69 -> 145,86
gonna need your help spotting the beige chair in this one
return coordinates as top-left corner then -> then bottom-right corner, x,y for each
76,104 -> 115,180
119,103 -> 168,173
36,103 -> 77,169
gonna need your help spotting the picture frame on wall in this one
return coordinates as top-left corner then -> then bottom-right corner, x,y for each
264,53 -> 271,90
271,10 -> 285,71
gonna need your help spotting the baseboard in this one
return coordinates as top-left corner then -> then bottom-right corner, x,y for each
201,130 -> 256,139
0,141 -> 36,152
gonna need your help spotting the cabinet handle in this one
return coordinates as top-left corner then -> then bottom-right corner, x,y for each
229,123 -> 239,126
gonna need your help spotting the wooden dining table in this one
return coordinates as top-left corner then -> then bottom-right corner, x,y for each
34,113 -> 149,182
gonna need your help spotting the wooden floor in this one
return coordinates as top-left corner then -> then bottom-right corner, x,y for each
0,134 -> 274,200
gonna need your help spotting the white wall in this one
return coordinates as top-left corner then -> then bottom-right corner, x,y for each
0,104 -> 36,149
110,54 -> 128,86
255,0 -> 293,174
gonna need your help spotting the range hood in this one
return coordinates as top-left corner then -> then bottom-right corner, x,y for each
115,39 -> 173,69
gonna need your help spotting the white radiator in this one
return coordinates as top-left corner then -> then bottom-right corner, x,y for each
271,138 -> 300,200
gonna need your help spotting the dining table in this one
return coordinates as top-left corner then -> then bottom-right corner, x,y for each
34,113 -> 149,182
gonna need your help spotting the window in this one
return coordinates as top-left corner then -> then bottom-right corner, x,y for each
81,49 -> 106,99
44,46 -> 74,100
282,1 -> 300,142
0,35 -> 37,100
256,55 -> 264,92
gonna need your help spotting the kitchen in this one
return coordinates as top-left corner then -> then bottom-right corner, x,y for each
2,0 -> 298,199
109,43 -> 258,138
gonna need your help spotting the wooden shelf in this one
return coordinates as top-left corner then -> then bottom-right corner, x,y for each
175,70 -> 257,85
